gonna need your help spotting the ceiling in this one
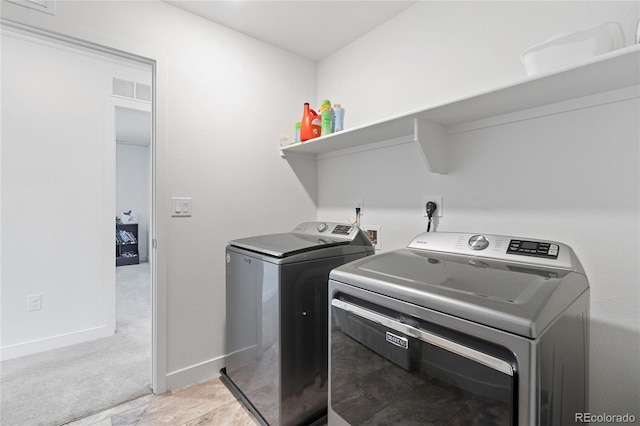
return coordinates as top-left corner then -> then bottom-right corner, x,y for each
165,1 -> 418,61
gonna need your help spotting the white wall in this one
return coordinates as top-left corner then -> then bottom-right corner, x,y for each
0,0 -> 317,387
0,30 -> 153,359
116,142 -> 151,261
317,1 -> 640,417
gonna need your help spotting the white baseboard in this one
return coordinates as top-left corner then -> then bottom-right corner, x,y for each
166,355 -> 226,391
0,325 -> 114,361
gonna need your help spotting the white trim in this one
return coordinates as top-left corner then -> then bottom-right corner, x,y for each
105,100 -> 117,339
1,326 -> 113,361
0,22 -> 151,71
166,355 -> 226,391
5,0 -> 56,16
151,51 -> 170,395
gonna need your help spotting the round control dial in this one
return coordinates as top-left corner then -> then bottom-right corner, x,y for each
317,223 -> 328,232
468,235 -> 489,250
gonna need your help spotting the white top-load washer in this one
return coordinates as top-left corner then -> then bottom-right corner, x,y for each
328,232 -> 589,425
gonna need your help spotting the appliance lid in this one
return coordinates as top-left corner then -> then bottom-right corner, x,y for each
229,222 -> 371,258
229,233 -> 349,258
330,245 -> 589,338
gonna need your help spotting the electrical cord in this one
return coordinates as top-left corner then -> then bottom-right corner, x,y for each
426,202 -> 437,232
352,207 -> 361,226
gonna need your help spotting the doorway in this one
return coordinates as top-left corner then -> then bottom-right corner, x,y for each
115,105 -> 153,411
0,24 -> 156,425
116,108 -> 152,266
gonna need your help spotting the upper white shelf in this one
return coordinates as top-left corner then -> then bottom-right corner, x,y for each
281,44 -> 640,174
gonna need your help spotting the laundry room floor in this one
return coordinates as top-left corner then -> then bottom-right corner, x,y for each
64,377 -> 260,426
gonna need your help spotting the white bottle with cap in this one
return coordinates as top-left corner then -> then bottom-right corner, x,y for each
333,104 -> 344,132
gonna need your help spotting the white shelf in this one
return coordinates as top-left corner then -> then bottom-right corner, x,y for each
281,44 -> 640,174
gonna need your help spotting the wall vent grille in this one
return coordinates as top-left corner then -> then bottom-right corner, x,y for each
136,83 -> 152,102
113,78 -> 151,102
113,78 -> 135,98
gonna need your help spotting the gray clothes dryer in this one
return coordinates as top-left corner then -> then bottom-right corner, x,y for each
221,222 -> 374,426
328,232 -> 589,426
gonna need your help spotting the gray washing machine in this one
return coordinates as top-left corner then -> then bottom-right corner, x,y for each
221,222 -> 374,426
328,232 -> 589,426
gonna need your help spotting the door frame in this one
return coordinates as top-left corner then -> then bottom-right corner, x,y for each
1,18 -> 168,394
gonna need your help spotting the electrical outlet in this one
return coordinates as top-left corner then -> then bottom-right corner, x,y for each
350,198 -> 365,224
362,225 -> 381,251
27,294 -> 42,311
423,196 -> 443,218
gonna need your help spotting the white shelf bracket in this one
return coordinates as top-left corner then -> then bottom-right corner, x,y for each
414,118 -> 448,174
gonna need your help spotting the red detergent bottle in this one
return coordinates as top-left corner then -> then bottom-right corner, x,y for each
300,103 -> 321,142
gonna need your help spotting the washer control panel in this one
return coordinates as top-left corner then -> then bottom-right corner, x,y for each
507,239 -> 559,259
331,224 -> 354,235
293,222 -> 361,240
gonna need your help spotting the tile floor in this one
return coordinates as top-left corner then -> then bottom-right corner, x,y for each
65,377 -> 260,426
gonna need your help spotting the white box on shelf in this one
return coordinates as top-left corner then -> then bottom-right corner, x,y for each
522,22 -> 626,76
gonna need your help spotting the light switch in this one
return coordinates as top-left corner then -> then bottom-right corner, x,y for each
171,197 -> 192,217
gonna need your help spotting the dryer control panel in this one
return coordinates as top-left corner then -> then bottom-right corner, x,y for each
507,239 -> 559,259
407,232 -> 582,272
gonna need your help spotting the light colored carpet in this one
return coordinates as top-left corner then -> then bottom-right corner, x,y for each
1,262 -> 152,426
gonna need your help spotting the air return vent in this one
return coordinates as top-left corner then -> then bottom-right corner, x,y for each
113,78 -> 135,98
136,83 -> 151,102
112,78 -> 151,102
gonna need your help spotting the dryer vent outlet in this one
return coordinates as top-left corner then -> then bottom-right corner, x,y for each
362,225 -> 381,251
